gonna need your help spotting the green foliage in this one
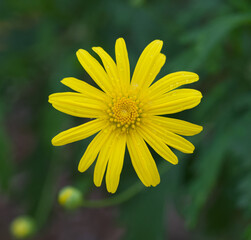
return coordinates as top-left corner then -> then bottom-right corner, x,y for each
0,0 -> 251,239
120,181 -> 168,240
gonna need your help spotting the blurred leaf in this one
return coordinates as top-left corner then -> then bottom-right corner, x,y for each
185,103 -> 251,228
170,13 -> 251,71
120,178 -> 169,240
184,127 -> 229,228
0,100 -> 14,191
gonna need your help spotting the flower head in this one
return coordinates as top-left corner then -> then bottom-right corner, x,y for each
58,186 -> 83,209
10,216 -> 36,239
49,38 -> 203,193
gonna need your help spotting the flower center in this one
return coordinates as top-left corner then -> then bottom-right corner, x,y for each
107,96 -> 142,132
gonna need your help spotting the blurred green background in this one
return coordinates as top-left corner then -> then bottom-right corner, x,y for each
1,0 -> 251,239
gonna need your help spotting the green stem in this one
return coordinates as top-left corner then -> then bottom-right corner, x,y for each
34,152 -> 58,228
82,162 -> 172,208
82,181 -> 143,208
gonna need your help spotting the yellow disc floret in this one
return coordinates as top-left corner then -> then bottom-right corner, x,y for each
108,96 -> 142,132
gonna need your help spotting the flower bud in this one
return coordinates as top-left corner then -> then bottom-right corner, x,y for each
58,186 -> 83,209
10,216 -> 36,239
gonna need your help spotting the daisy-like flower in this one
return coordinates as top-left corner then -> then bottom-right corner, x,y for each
49,38 -> 203,193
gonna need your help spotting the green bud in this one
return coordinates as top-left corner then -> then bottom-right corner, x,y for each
58,186 -> 83,209
10,216 -> 36,239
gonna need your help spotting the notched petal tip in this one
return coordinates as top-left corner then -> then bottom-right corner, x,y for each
106,183 -> 118,194
187,145 -> 195,154
108,190 -> 116,194
48,94 -> 55,104
152,178 -> 160,187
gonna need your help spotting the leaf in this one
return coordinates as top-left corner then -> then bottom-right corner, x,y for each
0,100 -> 13,191
169,13 -> 251,71
184,107 -> 251,228
120,172 -> 169,240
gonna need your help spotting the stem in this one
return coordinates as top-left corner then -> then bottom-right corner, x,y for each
34,152 -> 58,228
82,162 -> 172,208
83,181 -> 143,208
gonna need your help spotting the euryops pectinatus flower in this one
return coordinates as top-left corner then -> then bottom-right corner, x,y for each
49,38 -> 203,193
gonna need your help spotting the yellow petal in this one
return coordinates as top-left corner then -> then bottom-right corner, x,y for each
115,38 -> 130,93
127,131 -> 160,187
105,132 -> 126,193
147,89 -> 202,115
126,134 -> 149,186
48,92 -> 105,118
76,49 -> 113,95
148,71 -> 199,100
93,130 -> 116,187
61,77 -> 106,101
137,126 -> 178,165
78,127 -> 112,172
142,53 -> 166,90
147,121 -> 195,153
92,47 -> 120,92
51,119 -> 105,146
150,116 -> 203,136
131,40 -> 163,92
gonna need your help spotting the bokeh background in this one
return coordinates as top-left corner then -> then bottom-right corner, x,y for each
1,0 -> 251,239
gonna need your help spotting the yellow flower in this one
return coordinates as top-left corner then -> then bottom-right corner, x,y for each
49,38 -> 203,193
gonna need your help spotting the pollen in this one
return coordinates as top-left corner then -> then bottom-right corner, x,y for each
108,96 -> 142,131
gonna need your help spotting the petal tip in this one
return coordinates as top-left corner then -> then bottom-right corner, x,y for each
116,37 -> 125,43
48,95 -> 53,104
194,73 -> 199,81
94,180 -> 101,187
189,146 -> 195,154
76,49 -> 86,57
172,157 -> 179,165
92,46 -> 99,52
154,39 -> 163,48
152,178 -> 160,187
78,163 -> 85,173
51,137 -> 58,146
198,125 -> 203,133
60,77 -> 70,84
107,186 -> 117,194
